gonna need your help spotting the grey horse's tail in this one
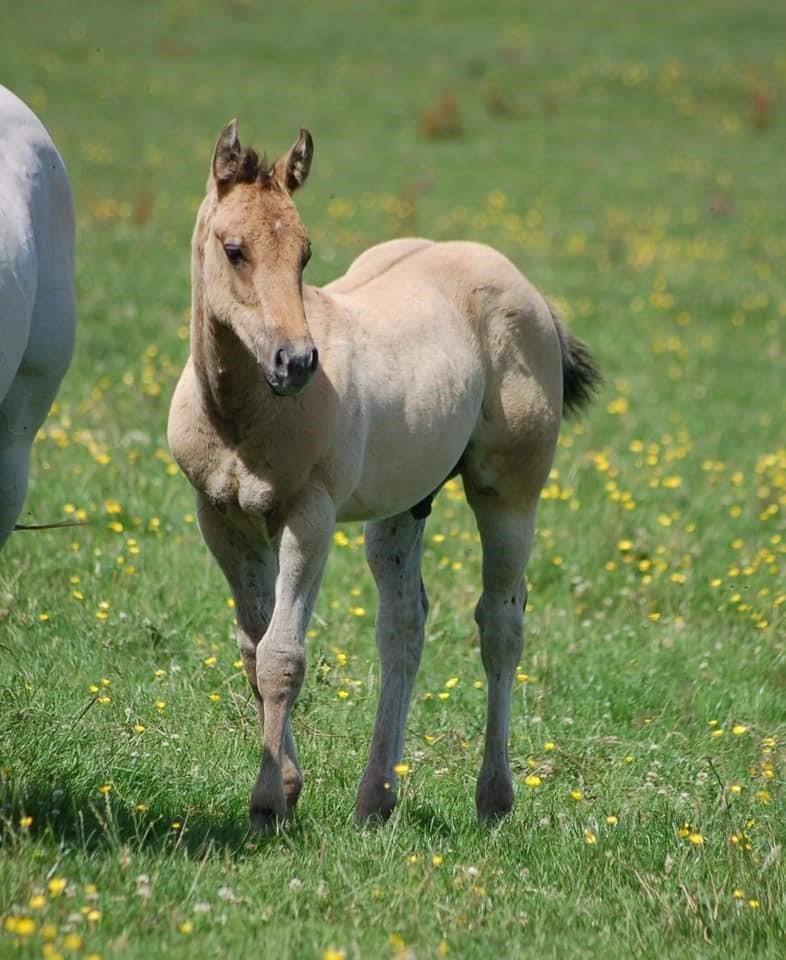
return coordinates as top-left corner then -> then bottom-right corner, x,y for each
548,301 -> 603,417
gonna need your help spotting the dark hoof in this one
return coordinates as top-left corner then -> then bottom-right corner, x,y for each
354,806 -> 394,829
249,780 -> 290,834
476,802 -> 514,824
355,778 -> 396,827
475,774 -> 514,823
249,803 -> 289,834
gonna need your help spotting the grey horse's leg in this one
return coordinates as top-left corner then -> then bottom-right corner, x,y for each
0,366 -> 71,548
1,207 -> 75,549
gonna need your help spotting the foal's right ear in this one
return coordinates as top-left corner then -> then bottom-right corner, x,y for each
212,119 -> 242,187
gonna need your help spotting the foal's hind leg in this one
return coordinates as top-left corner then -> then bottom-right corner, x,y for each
356,511 -> 427,824
470,498 -> 538,821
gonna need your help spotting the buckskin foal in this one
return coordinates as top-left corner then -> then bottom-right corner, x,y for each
168,121 -> 600,831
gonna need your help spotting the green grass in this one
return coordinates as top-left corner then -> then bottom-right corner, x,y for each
1,1 -> 785,957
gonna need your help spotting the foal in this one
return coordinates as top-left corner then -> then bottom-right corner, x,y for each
168,121 -> 599,829
0,86 -> 75,548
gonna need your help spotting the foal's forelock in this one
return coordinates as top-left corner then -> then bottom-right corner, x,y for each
213,146 -> 274,192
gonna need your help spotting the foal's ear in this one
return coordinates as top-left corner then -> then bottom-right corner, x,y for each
212,119 -> 242,187
273,129 -> 313,193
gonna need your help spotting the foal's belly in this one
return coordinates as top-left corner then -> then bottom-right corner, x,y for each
335,359 -> 484,523
336,437 -> 470,522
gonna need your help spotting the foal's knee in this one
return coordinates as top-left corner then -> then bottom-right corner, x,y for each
257,645 -> 306,705
476,586 -> 526,670
476,581 -> 526,629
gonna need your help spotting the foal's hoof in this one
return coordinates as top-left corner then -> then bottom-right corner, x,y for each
475,774 -> 514,823
355,778 -> 396,827
249,801 -> 289,834
249,781 -> 292,834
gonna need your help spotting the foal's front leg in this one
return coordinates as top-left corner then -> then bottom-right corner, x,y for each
251,485 -> 334,830
356,512 -> 427,824
195,496 -> 283,794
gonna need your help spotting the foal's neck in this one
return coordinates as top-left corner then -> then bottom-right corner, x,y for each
190,292 -> 270,440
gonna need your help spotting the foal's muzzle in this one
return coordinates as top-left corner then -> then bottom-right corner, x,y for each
269,344 -> 319,396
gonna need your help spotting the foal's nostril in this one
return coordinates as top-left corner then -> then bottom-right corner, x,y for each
274,348 -> 288,372
269,343 -> 317,394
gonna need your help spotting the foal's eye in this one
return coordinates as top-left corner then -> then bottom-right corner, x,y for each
223,243 -> 244,265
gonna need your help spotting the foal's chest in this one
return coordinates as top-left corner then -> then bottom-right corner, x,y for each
192,439 -> 278,520
169,386 -> 278,526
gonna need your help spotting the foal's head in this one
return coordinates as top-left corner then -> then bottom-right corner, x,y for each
199,120 -> 317,397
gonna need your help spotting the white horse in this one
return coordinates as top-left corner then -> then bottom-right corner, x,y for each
168,121 -> 600,830
0,86 -> 75,548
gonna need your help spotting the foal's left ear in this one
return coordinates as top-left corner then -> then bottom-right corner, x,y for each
273,129 -> 314,193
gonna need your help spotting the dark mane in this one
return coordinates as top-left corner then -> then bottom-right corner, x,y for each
233,147 -> 273,186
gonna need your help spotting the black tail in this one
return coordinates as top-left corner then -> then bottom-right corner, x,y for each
549,301 -> 602,417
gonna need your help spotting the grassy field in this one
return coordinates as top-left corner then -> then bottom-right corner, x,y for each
1,1 -> 785,957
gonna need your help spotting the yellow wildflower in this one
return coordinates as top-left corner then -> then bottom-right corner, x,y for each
48,877 -> 67,896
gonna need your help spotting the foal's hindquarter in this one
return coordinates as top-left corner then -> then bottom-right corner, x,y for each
335,242 -> 565,823
0,87 -> 75,548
